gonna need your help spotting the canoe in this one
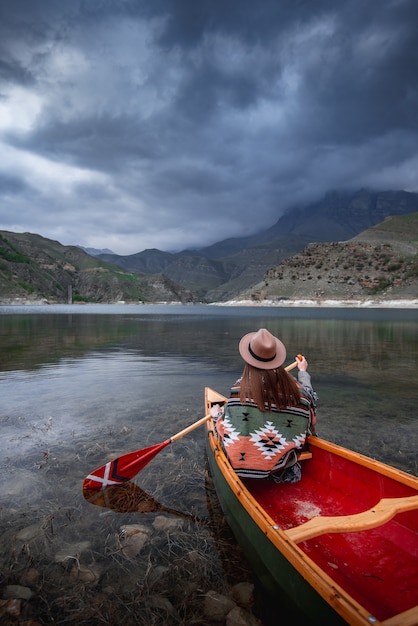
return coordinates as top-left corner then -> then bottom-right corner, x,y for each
204,387 -> 418,626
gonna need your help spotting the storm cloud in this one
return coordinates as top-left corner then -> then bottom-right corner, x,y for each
0,0 -> 417,254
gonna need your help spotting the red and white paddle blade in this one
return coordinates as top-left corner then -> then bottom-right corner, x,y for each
83,440 -> 171,491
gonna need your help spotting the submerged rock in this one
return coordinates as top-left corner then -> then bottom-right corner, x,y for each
69,563 -> 101,585
152,515 -> 184,532
2,585 -> 33,600
226,605 -> 263,626
146,594 -> 178,617
231,582 -> 255,610
204,590 -> 236,621
15,524 -> 45,542
0,598 -> 22,619
119,523 -> 151,559
54,540 -> 92,563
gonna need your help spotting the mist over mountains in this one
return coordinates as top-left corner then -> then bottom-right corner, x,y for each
96,189 -> 418,300
0,188 -> 417,304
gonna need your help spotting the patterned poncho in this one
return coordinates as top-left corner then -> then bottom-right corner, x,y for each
215,382 -> 315,479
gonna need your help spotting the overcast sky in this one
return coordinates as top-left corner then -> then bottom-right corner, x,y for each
0,0 -> 417,255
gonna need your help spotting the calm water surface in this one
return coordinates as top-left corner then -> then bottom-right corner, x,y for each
0,304 -> 417,625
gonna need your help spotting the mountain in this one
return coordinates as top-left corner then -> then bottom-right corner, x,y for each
257,188 -> 418,243
237,212 -> 418,303
0,232 -> 195,304
97,189 -> 418,300
1,188 -> 417,305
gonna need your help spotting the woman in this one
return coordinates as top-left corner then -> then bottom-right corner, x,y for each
214,328 -> 317,482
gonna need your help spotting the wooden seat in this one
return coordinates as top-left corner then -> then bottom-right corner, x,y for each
298,450 -> 312,461
285,494 -> 418,543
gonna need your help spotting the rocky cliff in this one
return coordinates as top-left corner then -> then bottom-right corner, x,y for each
238,213 -> 418,303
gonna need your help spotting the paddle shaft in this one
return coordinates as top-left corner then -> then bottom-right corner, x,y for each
171,413 -> 212,442
285,359 -> 299,372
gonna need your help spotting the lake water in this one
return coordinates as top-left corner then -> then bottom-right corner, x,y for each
0,304 -> 417,625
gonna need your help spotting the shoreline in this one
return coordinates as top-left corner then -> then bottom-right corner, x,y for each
218,298 -> 418,308
1,298 -> 418,309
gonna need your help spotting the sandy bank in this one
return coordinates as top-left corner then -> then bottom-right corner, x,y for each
218,299 -> 418,308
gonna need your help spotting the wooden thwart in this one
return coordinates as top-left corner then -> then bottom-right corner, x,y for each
285,494 -> 418,543
298,451 -> 312,461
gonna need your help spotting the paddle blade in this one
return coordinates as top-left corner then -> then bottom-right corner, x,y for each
83,439 -> 171,491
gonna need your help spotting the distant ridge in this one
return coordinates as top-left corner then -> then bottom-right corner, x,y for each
78,246 -> 115,256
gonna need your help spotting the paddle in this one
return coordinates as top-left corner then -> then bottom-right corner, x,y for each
82,413 -> 212,491
82,357 -> 301,491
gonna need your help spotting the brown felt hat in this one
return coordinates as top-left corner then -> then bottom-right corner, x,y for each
239,328 -> 286,369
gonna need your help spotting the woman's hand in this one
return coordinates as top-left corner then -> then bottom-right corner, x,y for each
297,355 -> 308,371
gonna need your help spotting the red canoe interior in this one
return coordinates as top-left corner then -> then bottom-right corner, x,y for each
244,444 -> 418,622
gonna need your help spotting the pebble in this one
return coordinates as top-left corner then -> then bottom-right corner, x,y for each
15,524 -> 44,542
119,523 -> 151,559
204,590 -> 236,621
203,583 -> 261,625
2,584 -> 33,600
227,605 -> 263,626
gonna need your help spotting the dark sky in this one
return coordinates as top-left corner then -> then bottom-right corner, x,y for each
0,0 -> 417,254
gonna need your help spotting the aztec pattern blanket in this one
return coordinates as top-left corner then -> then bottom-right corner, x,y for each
215,395 -> 313,479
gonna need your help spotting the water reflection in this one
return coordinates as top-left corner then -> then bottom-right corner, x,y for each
83,481 -> 206,523
0,305 -> 417,625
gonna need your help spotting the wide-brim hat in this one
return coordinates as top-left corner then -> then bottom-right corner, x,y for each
239,328 -> 286,369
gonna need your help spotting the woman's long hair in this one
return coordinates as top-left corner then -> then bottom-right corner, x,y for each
239,364 -> 302,412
